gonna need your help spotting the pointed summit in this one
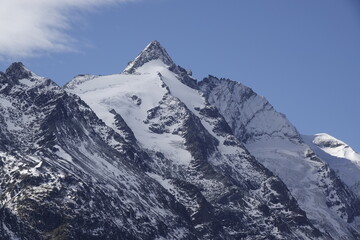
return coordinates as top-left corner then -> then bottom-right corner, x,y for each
5,62 -> 32,81
4,62 -> 56,88
124,40 -> 175,74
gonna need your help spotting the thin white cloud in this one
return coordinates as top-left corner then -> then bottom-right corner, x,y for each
0,0 -> 133,59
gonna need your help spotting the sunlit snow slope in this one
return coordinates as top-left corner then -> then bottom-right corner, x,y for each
303,133 -> 360,196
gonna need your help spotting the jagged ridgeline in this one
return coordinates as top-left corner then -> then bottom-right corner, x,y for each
0,41 -> 359,239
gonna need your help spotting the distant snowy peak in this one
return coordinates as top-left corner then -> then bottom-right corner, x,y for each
303,133 -> 360,197
124,40 -> 175,74
307,133 -> 360,160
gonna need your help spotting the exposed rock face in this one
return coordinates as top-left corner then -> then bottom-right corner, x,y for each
0,41 -> 358,239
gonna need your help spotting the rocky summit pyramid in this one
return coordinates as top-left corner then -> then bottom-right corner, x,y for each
0,41 -> 359,239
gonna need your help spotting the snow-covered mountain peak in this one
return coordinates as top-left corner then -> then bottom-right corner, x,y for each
123,40 -> 175,74
304,133 -> 360,161
314,133 -> 353,150
2,42 -> 360,239
303,133 -> 360,197
65,57 -> 329,239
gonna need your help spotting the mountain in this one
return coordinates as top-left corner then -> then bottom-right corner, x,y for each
0,41 -> 359,239
198,76 -> 360,239
303,133 -> 360,196
65,41 -> 324,239
0,62 -> 196,239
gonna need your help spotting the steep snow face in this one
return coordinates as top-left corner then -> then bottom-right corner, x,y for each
66,42 -> 324,239
303,133 -> 360,196
67,61 -> 194,166
199,76 -> 301,144
199,76 -> 360,239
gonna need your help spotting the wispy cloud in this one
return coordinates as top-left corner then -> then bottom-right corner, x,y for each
0,0 -> 133,59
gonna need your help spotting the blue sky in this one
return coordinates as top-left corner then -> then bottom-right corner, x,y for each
0,0 -> 359,151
